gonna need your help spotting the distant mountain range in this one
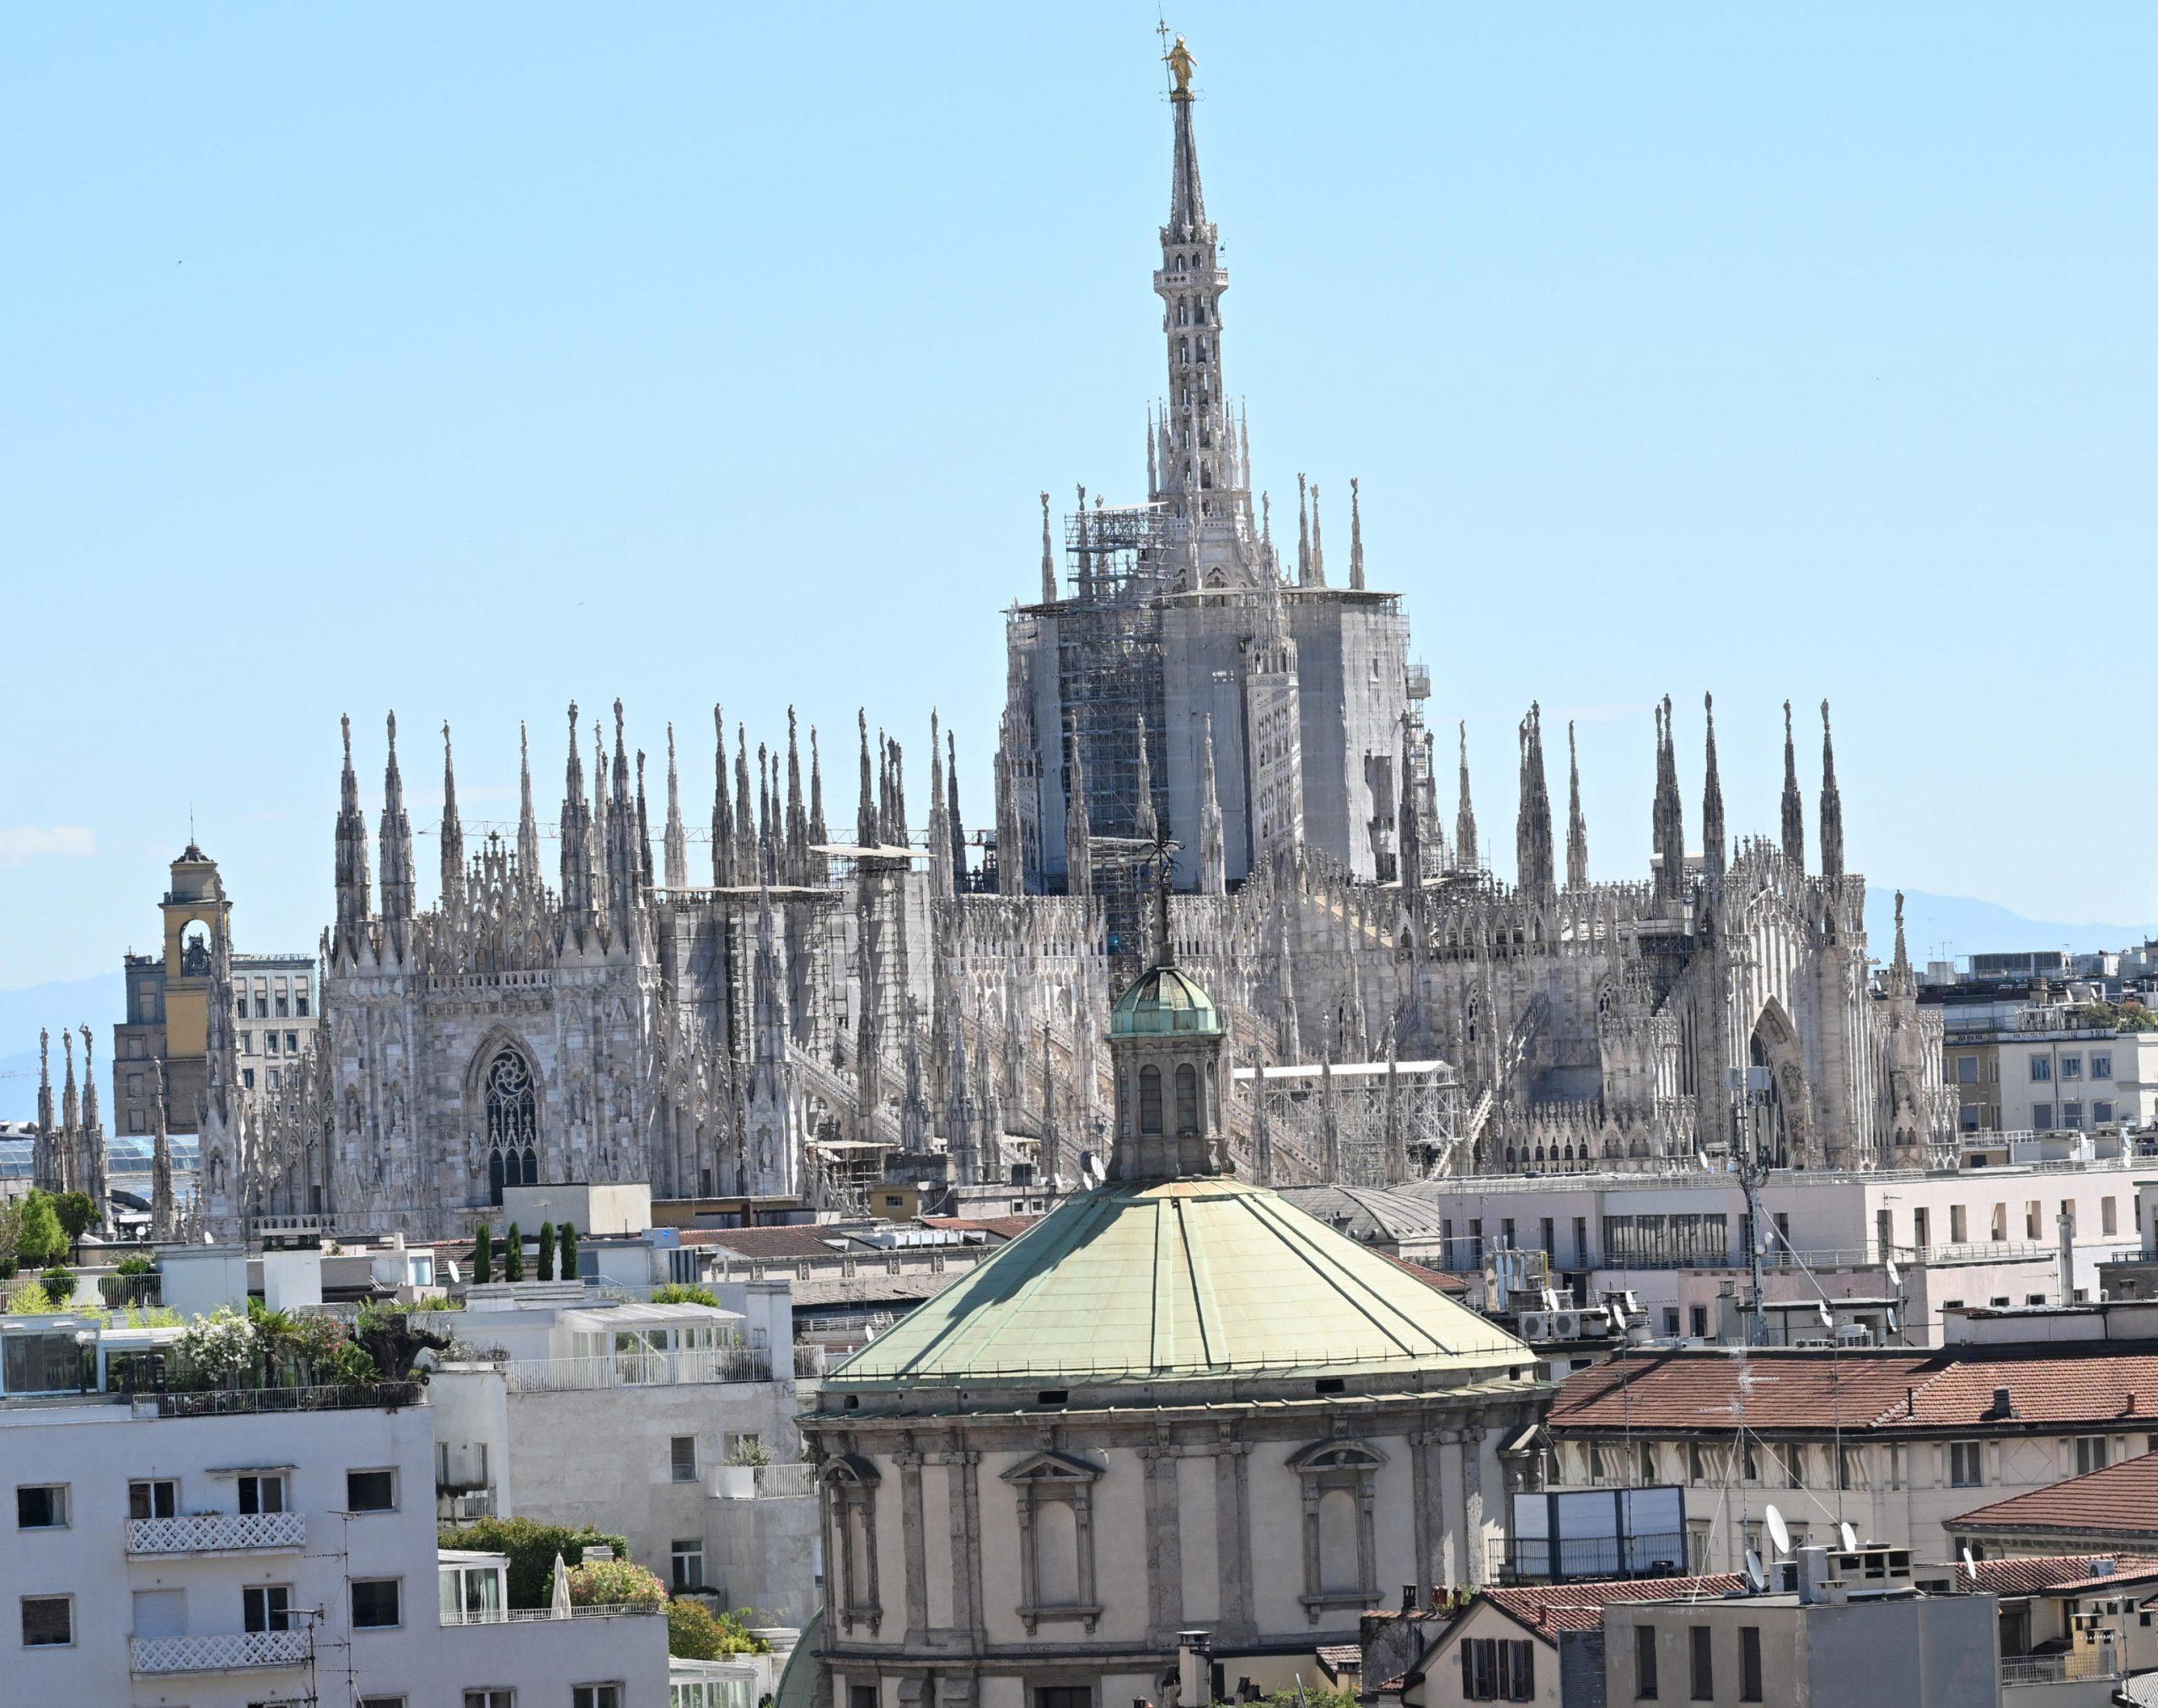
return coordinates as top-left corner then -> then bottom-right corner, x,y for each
4,893 -> 2150,1121
1865,888 -> 2155,969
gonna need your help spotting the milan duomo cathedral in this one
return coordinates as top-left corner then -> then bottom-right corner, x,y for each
172,57 -> 1948,1239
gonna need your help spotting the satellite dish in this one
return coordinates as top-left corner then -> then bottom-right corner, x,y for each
1743,1548 -> 1766,1593
1962,1544 -> 1978,1582
1817,1301 -> 1834,1331
1839,1521 -> 1859,1551
1765,1504 -> 1791,1558
1887,1308 -> 1900,1335
1886,1259 -> 1903,1290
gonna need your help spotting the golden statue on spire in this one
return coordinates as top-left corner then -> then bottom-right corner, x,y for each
1166,33 -> 1196,98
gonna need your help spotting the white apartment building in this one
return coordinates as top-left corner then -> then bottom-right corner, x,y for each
1404,1156 -> 2153,1346
0,1311 -> 667,1707
431,1280 -> 820,1625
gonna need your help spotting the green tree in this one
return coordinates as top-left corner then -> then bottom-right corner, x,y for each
558,1222 -> 578,1282
652,1282 -> 721,1308
52,1190 -> 97,1244
473,1225 -> 494,1286
567,1557 -> 666,1609
536,1221 -> 556,1281
437,1517 -> 631,1609
17,1194 -> 67,1268
39,1266 -> 77,1306
502,1222 -> 523,1282
666,1598 -> 773,1659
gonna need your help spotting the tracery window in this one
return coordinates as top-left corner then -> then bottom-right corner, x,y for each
485,1049 -> 539,1206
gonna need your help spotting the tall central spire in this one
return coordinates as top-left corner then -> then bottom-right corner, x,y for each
1150,33 -> 1251,583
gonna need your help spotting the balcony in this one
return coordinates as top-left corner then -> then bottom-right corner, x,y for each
1489,1532 -> 1692,1584
127,1511 -> 306,1555
153,1379 -> 422,1418
131,1630 -> 309,1674
2001,1644 -> 2120,1689
502,1348 -> 771,1394
442,1603 -> 664,1627
438,1489 -> 498,1522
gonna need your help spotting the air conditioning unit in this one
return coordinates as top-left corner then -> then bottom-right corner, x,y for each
1550,1310 -> 1582,1340
1835,1324 -> 1874,1347
1519,1312 -> 1551,1340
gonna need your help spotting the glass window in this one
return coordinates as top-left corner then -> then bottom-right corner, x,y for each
239,1030 -> 252,1053
15,1485 -> 67,1529
346,1470 -> 395,1512
1689,1625 -> 1713,1700
574,1689 -> 624,1708
2097,1101 -> 2117,1124
2031,1057 -> 2052,1082
2032,1103 -> 2053,1130
239,1474 -> 287,1515
129,1480 -> 177,1521
1740,1627 -> 1763,1702
20,1596 -> 72,1647
1957,1055 -> 1978,1084
2077,1437 -> 2110,1475
351,1577 -> 401,1629
242,1068 -> 256,1090
672,1538 -> 706,1592
296,986 -> 311,1018
670,1437 -> 699,1483
2064,1103 -> 2084,1129
1173,1062 -> 1199,1134
2091,1054 -> 2112,1080
2062,1056 -> 2083,1079
1138,1066 -> 1162,1135
464,1694 -> 513,1708
286,1030 -> 298,1052
1950,1442 -> 1984,1487
3,1333 -> 83,1395
244,1584 -> 293,1633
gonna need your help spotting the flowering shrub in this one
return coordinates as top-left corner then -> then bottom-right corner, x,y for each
566,1557 -> 666,1608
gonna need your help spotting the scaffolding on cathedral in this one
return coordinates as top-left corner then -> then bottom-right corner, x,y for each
1232,1059 -> 1465,1186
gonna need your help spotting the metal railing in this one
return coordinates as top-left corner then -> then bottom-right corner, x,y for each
438,1490 -> 497,1522
2000,1645 -> 2118,1687
126,1511 -> 305,1555
713,1461 -> 815,1501
501,1349 -> 771,1393
1490,1533 -> 1691,1584
441,1603 -> 664,1626
153,1380 -> 422,1418
132,1629 -> 309,1674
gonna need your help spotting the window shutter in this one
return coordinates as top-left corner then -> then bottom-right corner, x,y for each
1513,1641 -> 1534,1701
1495,1640 -> 1511,1700
1463,1642 -> 1477,1699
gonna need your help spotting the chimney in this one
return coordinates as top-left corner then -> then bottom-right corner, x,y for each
1796,1544 -> 1845,1606
2059,1206 -> 2076,1304
1988,1386 -> 2015,1420
1178,1630 -> 1212,1708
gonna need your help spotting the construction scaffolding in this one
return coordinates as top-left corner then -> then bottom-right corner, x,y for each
1055,503 -> 1176,971
1232,1060 -> 1466,1185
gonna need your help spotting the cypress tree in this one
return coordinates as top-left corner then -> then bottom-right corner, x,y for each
473,1225 -> 493,1286
502,1222 -> 524,1283
558,1222 -> 579,1285
536,1221 -> 556,1281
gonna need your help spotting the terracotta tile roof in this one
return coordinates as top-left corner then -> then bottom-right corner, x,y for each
1479,1575 -> 1749,1642
1550,1347 -> 2158,1435
919,1215 -> 1045,1242
1964,1554 -> 2158,1595
1385,1254 -> 1472,1295
676,1226 -> 854,1259
1951,1453 -> 2158,1539
1316,1643 -> 1362,1673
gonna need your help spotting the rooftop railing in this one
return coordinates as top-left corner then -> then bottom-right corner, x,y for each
502,1348 -> 771,1394
153,1380 -> 422,1418
2000,1646 -> 2118,1688
440,1603 -> 664,1626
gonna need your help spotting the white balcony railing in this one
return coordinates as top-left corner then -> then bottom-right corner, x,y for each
442,1603 -> 665,1626
714,1461 -> 815,1501
132,1629 -> 310,1674
2001,1645 -> 2119,1689
127,1511 -> 306,1555
502,1347 -> 772,1393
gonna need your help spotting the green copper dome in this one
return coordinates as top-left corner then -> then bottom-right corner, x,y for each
818,1176 -> 1532,1394
1109,965 -> 1222,1038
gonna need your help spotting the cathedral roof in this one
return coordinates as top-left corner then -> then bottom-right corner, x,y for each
1109,964 -> 1221,1039
817,1175 -> 1531,1396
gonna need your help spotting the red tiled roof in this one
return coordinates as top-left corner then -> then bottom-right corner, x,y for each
920,1215 -> 1044,1242
1550,1347 -> 2158,1435
676,1226 -> 852,1259
1951,1453 -> 2158,1539
1964,1554 -> 2158,1595
1385,1254 -> 1472,1295
1479,1575 -> 1749,1642
1316,1643 -> 1362,1673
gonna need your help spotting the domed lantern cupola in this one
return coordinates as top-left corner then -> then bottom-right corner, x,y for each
1107,853 -> 1227,1179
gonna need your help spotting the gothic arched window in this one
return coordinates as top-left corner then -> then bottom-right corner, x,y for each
484,1048 -> 538,1206
1139,1066 -> 1163,1135
1173,1062 -> 1199,1135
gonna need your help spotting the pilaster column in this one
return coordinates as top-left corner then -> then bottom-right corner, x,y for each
1439,1429 -> 1467,1591
1214,1435 -> 1254,1642
1462,1420 -> 1489,1588
896,1446 -> 929,1639
1141,1440 -> 1185,1645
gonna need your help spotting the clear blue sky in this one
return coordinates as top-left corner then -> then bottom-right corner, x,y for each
4,3 -> 2154,991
